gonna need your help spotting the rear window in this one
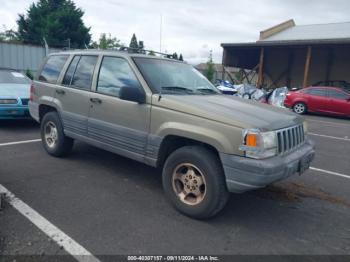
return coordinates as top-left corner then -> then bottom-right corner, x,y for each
39,55 -> 69,84
0,71 -> 30,84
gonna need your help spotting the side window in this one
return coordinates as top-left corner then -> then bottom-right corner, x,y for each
39,55 -> 69,84
305,88 -> 326,97
97,56 -> 141,97
62,56 -> 80,86
64,55 -> 98,90
328,89 -> 349,100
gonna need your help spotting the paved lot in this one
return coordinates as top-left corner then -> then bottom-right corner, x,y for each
0,114 -> 349,260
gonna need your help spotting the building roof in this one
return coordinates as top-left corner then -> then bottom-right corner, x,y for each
260,21 -> 350,43
221,20 -> 350,47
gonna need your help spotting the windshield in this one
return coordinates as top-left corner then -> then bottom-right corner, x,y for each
133,58 -> 220,95
0,70 -> 31,84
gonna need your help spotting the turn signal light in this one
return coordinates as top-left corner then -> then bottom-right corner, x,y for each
246,133 -> 257,147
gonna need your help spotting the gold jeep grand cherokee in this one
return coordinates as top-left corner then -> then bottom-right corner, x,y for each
29,50 -> 315,219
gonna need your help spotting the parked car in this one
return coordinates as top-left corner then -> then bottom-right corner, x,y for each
0,69 -> 32,119
215,79 -> 237,95
284,86 -> 350,117
30,51 -> 315,219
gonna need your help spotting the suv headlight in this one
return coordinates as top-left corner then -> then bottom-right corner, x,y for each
239,129 -> 277,159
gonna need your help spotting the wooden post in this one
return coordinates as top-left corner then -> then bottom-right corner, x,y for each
257,47 -> 264,88
303,46 -> 312,88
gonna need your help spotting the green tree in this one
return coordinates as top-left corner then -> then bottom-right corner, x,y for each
0,26 -> 19,42
148,50 -> 156,56
90,33 -> 121,49
172,52 -> 178,59
129,33 -> 139,52
17,0 -> 91,48
179,54 -> 184,61
205,50 -> 215,82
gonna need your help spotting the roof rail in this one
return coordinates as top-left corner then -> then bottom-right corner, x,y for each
118,46 -> 178,59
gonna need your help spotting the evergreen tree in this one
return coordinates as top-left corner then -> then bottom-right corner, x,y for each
205,50 -> 215,82
129,33 -> 139,52
179,54 -> 184,61
172,52 -> 178,59
17,0 -> 91,48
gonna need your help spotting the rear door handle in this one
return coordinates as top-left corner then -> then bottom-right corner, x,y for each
56,89 -> 65,95
90,98 -> 102,104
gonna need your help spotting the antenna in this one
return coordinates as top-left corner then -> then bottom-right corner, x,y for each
160,14 -> 163,53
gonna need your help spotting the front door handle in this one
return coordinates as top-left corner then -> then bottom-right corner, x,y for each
56,89 -> 65,95
90,98 -> 102,104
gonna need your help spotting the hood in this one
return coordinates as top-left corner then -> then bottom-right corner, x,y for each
0,83 -> 31,99
152,94 -> 303,131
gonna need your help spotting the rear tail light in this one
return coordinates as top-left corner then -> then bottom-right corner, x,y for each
29,84 -> 34,102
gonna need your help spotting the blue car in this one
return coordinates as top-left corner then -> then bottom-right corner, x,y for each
0,69 -> 32,119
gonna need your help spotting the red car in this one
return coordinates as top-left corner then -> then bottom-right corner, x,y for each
284,86 -> 350,117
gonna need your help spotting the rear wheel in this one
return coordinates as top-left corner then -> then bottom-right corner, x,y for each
293,102 -> 307,114
41,111 -> 74,157
162,146 -> 229,219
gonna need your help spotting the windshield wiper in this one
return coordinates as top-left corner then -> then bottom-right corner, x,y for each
161,86 -> 193,93
195,88 -> 218,94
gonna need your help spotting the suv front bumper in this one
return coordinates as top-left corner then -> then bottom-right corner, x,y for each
220,138 -> 315,193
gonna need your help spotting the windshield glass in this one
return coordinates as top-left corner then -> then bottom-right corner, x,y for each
133,58 -> 220,95
0,70 -> 31,84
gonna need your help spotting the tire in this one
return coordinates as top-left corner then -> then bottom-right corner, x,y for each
162,146 -> 229,219
242,92 -> 251,99
293,102 -> 307,115
41,111 -> 74,157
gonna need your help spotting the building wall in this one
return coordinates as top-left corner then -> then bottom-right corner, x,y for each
0,42 -> 61,74
263,45 -> 350,88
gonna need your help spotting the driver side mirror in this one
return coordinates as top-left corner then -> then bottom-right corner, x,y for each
119,86 -> 146,104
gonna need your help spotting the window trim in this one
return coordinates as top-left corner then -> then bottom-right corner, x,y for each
62,55 -> 81,87
95,55 -> 143,98
61,54 -> 99,91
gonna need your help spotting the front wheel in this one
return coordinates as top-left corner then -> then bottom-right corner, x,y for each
162,146 -> 229,219
293,102 -> 307,114
41,111 -> 74,157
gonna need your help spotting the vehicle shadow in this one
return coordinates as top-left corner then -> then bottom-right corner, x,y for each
68,142 -> 342,226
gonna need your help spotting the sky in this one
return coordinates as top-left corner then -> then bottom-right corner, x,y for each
1,0 -> 350,64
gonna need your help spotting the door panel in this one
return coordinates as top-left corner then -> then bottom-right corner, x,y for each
326,89 -> 350,116
88,95 -> 150,156
88,56 -> 151,160
56,87 -> 91,136
304,88 -> 327,112
57,55 -> 98,136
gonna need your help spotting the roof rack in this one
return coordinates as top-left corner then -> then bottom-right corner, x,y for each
118,46 -> 179,59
